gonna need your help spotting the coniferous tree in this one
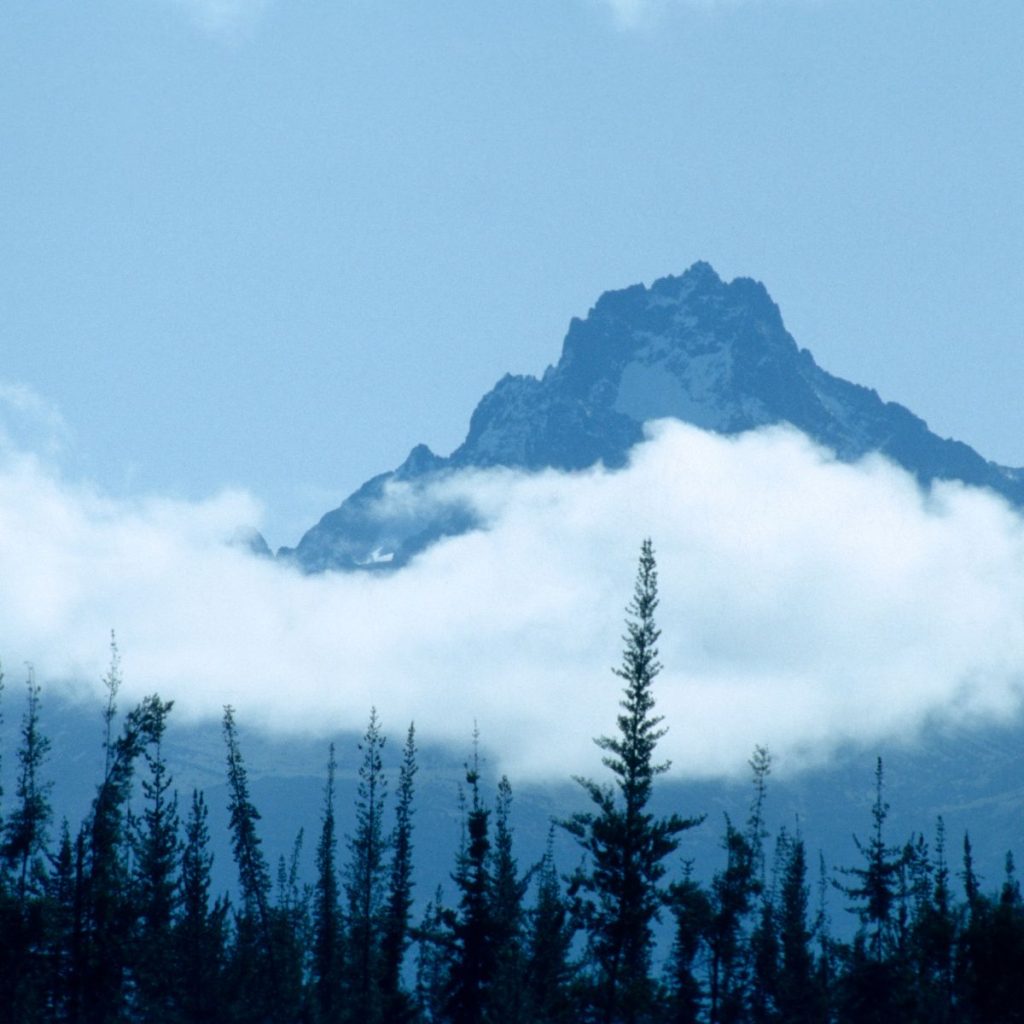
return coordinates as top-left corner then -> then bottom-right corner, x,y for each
487,775 -> 531,1024
563,539 -> 702,1024
813,852 -> 836,1021
901,819 -> 955,1024
748,848 -> 780,1024
956,832 -> 984,1019
344,708 -> 389,1023
0,660 -> 5,820
380,723 -> 418,1023
312,743 -> 344,1023
174,789 -> 228,1023
222,704 -> 279,1022
747,747 -> 771,890
745,750 -> 776,1024
2,668 -> 52,906
838,759 -> 902,960
415,885 -> 451,1024
665,863 -> 711,1024
835,758 -> 907,1024
0,669 -> 53,1023
524,828 -> 576,1024
131,696 -> 179,1021
707,819 -> 758,1024
273,829 -> 311,1019
958,845 -> 1024,1024
445,756 -> 497,1024
80,689 -> 163,1023
775,836 -> 822,1024
44,818 -> 77,1022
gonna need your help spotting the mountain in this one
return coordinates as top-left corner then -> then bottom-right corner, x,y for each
280,262 -> 1024,572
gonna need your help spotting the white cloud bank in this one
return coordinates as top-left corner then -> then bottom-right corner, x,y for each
2,419 -> 1024,782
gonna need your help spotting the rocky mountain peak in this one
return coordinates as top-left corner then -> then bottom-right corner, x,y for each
281,263 -> 1024,572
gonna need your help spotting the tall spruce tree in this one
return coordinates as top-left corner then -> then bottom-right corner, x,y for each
775,836 -> 821,1024
707,819 -> 758,1024
344,707 -> 389,1023
131,696 -> 179,1021
665,861 -> 711,1024
44,819 -> 77,1021
81,690 -> 163,1022
563,539 -> 702,1024
2,668 -> 52,907
745,749 -> 776,1024
906,819 -> 955,1023
0,669 -> 53,1022
415,885 -> 451,1024
444,755 -> 496,1024
835,758 -> 907,1024
175,789 -> 228,1023
524,828 -> 576,1024
380,723 -> 418,1023
487,775 -> 531,1024
222,704 -> 280,1021
312,743 -> 344,1024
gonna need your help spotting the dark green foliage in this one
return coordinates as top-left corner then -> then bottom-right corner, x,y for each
222,703 -> 280,1021
415,885 -> 450,1023
707,821 -> 758,1024
444,756 -> 497,1024
344,707 -> 388,1023
312,743 -> 344,1023
8,563 -> 1024,1023
524,828 -> 576,1024
223,705 -> 273,917
564,540 -> 702,1024
834,758 -> 911,1024
43,819 -> 78,1020
2,668 -> 52,905
957,843 -> 1024,1024
745,750 -> 776,1024
0,670 -> 53,1023
747,874 -> 778,1024
380,723 -> 419,1023
132,695 -> 179,1021
175,789 -> 229,1023
775,837 -> 823,1024
836,759 -> 903,964
665,864 -> 712,1024
487,775 -> 532,1024
78,688 -> 166,1023
902,823 -> 955,1023
273,829 -> 312,1021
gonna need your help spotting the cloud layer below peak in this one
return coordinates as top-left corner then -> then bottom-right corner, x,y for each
2,419 -> 1023,782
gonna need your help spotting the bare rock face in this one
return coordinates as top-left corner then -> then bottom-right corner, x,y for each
281,262 -> 1023,573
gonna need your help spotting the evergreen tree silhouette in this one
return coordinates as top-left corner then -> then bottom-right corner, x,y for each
312,743 -> 344,1023
175,788 -> 228,1023
380,723 -> 419,1022
344,707 -> 388,1023
563,539 -> 702,1024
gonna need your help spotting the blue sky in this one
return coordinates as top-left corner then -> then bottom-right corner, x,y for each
2,0 -> 1023,550
3,0 -> 1024,774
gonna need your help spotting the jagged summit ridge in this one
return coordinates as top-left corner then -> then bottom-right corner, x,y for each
280,263 -> 1023,572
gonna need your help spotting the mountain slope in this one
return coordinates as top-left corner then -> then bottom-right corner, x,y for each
281,262 -> 1023,572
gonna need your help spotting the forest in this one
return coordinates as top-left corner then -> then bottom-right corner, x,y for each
1,541 -> 1023,1024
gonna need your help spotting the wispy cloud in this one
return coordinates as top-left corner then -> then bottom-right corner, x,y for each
597,0 -> 827,29
2,420 -> 1024,782
167,0 -> 272,38
0,382 -> 72,462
